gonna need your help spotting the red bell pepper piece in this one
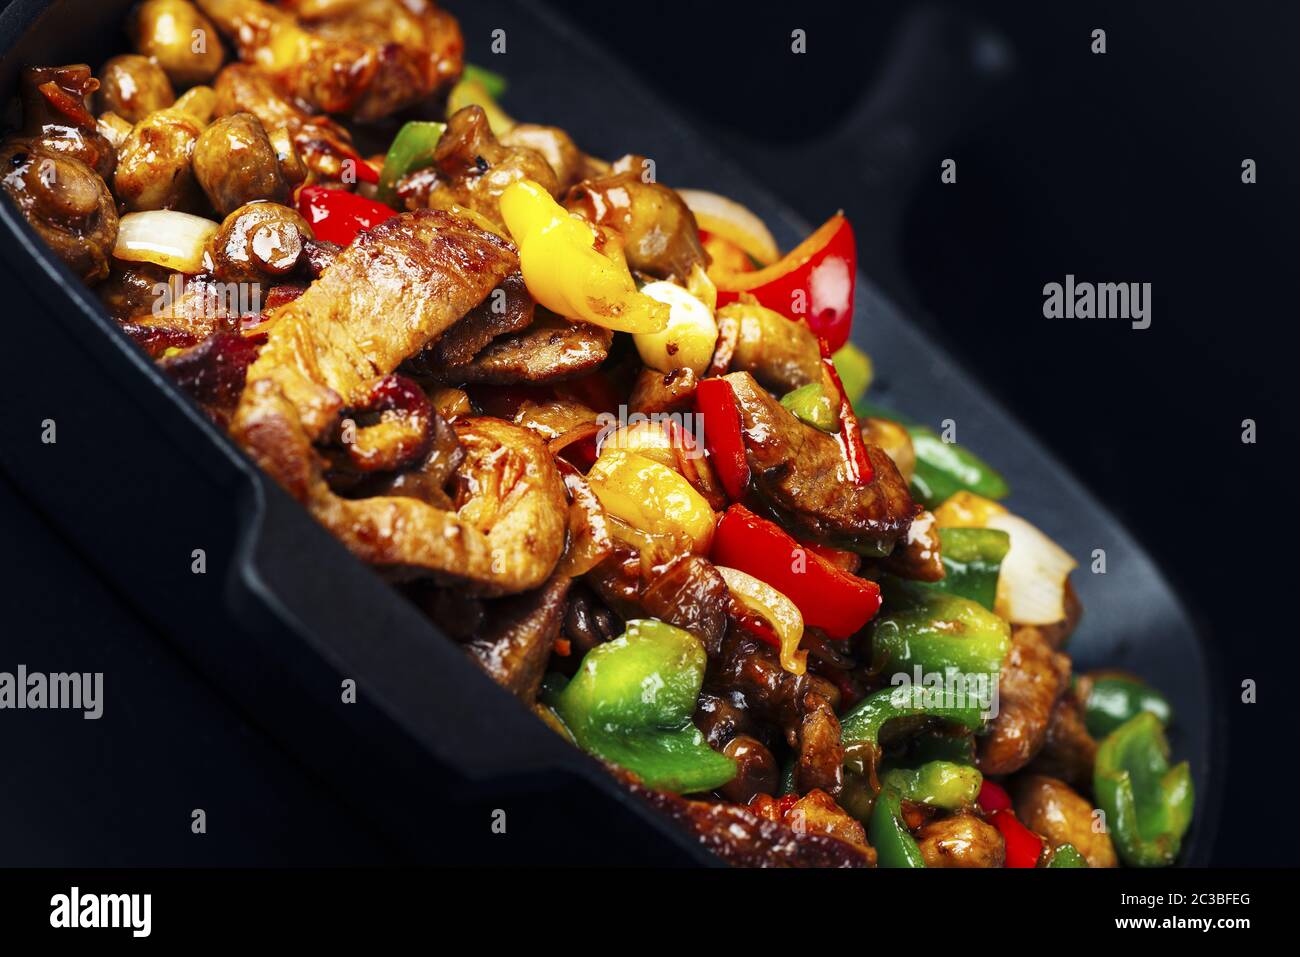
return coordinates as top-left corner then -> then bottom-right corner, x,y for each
714,213 -> 857,352
296,185 -> 397,247
818,336 -> 873,485
977,779 -> 1013,813
696,378 -> 750,500
989,809 -> 1045,868
710,504 -> 882,639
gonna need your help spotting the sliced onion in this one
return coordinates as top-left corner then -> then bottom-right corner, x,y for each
114,210 -> 220,274
716,565 -> 807,675
986,513 -> 1078,625
677,188 -> 780,266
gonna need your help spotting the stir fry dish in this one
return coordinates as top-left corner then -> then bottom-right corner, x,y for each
2,0 -> 1194,868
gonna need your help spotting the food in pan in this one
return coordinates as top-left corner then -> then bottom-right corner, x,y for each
2,0 -> 1193,868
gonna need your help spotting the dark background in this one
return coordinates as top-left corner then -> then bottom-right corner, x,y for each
1,0 -> 1293,867
560,0 -> 1293,863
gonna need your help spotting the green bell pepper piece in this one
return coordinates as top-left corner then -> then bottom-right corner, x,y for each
869,786 -> 926,868
1044,843 -> 1089,868
855,401 -> 1009,506
918,527 -> 1010,611
462,64 -> 508,98
780,382 -> 837,432
831,343 -> 872,405
1083,675 -> 1173,739
377,120 -> 446,204
1093,713 -> 1194,867
900,728 -> 977,768
545,619 -> 736,793
872,581 -> 1011,680
881,760 -> 982,810
841,685 -> 987,779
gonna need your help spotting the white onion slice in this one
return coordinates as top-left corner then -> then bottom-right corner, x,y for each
986,513 -> 1078,625
677,188 -> 780,265
114,210 -> 220,274
716,565 -> 806,675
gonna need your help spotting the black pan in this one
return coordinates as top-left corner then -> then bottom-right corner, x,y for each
0,0 -> 1221,864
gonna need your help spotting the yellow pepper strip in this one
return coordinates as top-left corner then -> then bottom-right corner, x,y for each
586,450 -> 715,553
715,566 -> 807,675
932,490 -> 1009,529
499,180 -> 670,333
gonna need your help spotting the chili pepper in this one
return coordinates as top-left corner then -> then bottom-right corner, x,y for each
296,185 -> 398,247
1082,674 -> 1174,739
868,785 -> 926,868
779,382 -> 836,432
1044,843 -> 1089,868
819,337 -> 873,485
902,728 -> 977,768
840,685 -> 986,784
977,778 -> 1013,813
918,526 -> 1010,612
463,63 -> 508,99
881,761 -> 982,810
499,179 -> 668,332
695,378 -> 750,500
714,213 -> 857,352
990,808 -> 1045,868
907,427 -> 1010,508
544,619 -> 736,793
831,342 -> 873,407
871,580 -> 1011,681
1093,712 -> 1193,867
376,120 -> 446,204
711,504 -> 881,640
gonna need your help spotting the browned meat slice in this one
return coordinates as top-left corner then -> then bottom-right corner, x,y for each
199,0 -> 462,122
1013,774 -> 1117,868
723,371 -> 918,556
795,693 -> 844,796
120,274 -> 250,342
559,584 -> 623,668
978,625 -> 1071,775
586,549 -> 730,657
1028,687 -> 1098,790
426,105 -> 559,226
565,157 -> 707,282
880,510 -> 944,582
718,736 -> 779,803
626,777 -> 872,868
628,366 -> 699,415
465,575 -> 572,701
718,299 -> 822,394
915,813 -> 1005,868
159,331 -> 262,426
445,313 -> 613,386
230,210 -> 565,594
405,273 -> 534,373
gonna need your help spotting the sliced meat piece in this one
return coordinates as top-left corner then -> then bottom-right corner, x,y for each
723,371 -> 918,556
915,813 -> 1005,868
978,625 -> 1071,775
795,692 -> 844,796
428,105 -> 559,225
159,331 -> 262,426
718,736 -> 779,804
627,777 -> 872,868
638,555 -> 730,658
407,273 -> 534,373
718,300 -> 822,395
559,583 -> 623,669
1013,774 -> 1117,868
465,574 -> 572,701
629,366 -> 699,415
199,0 -> 462,122
880,510 -> 944,582
446,313 -> 613,386
565,159 -> 707,281
750,789 -> 870,853
1028,687 -> 1098,791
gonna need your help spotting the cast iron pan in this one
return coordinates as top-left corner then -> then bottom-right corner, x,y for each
0,0 -> 1221,864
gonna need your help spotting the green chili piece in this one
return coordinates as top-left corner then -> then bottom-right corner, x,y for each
377,120 -> 446,204
1044,843 -> 1089,868
1083,675 -> 1174,739
1093,713 -> 1194,867
780,382 -> 837,432
831,343 -> 872,405
881,760 -> 982,810
908,427 -> 1010,507
872,581 -> 1012,679
869,786 -> 926,868
918,526 -> 1010,611
545,619 -> 736,792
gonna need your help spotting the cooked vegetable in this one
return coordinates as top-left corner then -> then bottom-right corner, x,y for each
695,378 -> 750,500
1082,674 -> 1174,739
711,504 -> 882,640
634,281 -> 719,376
296,185 -> 397,247
918,526 -> 1010,611
114,107 -> 205,211
500,179 -> 669,333
586,450 -> 716,553
131,0 -> 224,85
677,188 -> 779,267
1045,844 -> 1089,868
1094,713 -> 1194,867
831,343 -> 872,406
114,209 -> 219,273
97,54 -> 175,123
193,113 -> 291,215
377,120 -> 446,205
907,427 -> 1010,507
780,382 -> 837,432
881,760 -> 982,810
868,784 -> 925,868
545,619 -> 736,792
871,581 -> 1012,680
987,512 -> 1078,625
714,213 -> 856,352
840,685 -> 987,779
715,565 -> 806,675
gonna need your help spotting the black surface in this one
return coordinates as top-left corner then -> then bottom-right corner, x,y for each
0,0 -> 1286,867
